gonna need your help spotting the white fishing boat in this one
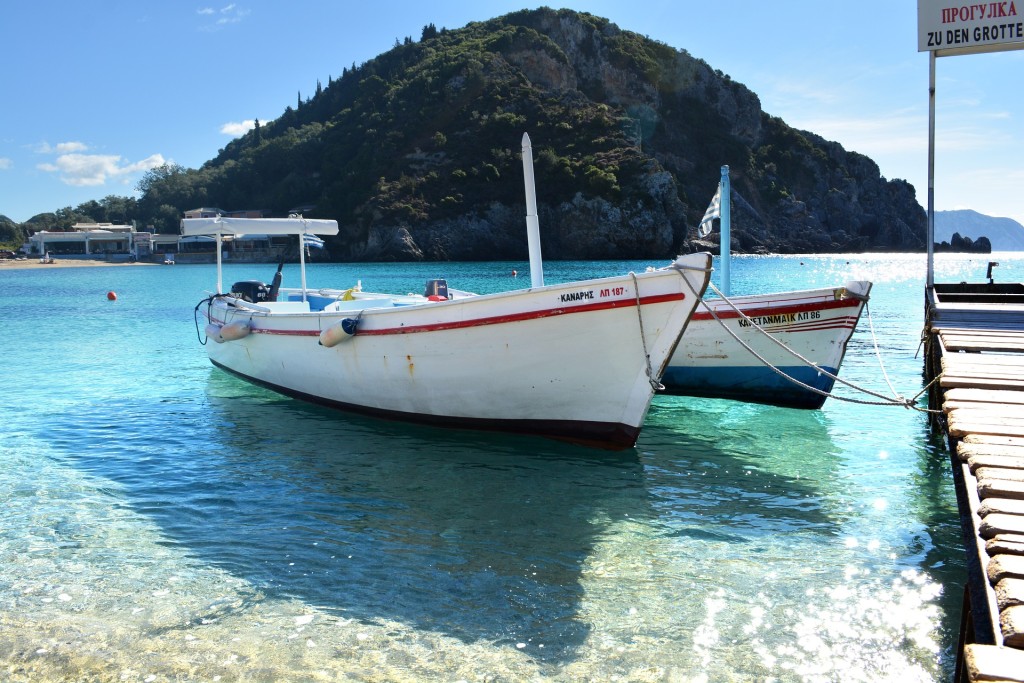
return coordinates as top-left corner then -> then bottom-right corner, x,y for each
188,215 -> 711,449
660,281 -> 871,408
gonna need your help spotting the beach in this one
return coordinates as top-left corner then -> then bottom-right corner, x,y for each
0,258 -> 159,270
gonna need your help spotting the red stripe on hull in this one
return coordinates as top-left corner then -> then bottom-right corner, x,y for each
691,297 -> 861,322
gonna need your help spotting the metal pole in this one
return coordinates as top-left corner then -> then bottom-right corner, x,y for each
521,132 -> 545,288
927,51 -> 936,289
216,233 -> 223,294
299,221 -> 308,301
720,165 -> 731,296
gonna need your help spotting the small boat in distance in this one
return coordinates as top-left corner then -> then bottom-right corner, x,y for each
660,281 -> 871,408
188,216 -> 712,449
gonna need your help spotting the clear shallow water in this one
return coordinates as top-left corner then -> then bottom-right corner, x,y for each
1,253 -> 1019,681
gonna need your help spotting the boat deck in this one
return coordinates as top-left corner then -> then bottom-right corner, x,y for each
925,285 -> 1024,681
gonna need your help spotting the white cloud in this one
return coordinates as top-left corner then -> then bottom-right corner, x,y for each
34,140 -> 89,154
0,158 -> 12,170
220,120 -> 257,136
198,3 -> 249,31
37,153 -> 166,187
56,141 -> 89,153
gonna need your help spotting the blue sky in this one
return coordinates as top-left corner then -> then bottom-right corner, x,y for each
1,1 -> 1021,227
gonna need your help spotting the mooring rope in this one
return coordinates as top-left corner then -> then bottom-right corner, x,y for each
630,271 -> 664,391
680,277 -> 940,412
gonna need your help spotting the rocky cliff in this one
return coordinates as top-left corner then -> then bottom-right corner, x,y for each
178,8 -> 927,259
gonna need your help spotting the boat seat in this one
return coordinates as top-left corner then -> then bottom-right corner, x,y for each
322,298 -> 394,312
260,301 -> 311,313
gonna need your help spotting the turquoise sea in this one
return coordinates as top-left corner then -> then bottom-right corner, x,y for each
2,252 -> 1023,682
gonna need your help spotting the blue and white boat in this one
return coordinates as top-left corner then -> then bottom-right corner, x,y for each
660,281 -> 871,408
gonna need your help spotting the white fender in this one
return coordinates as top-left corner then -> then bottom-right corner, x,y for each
319,318 -> 358,347
207,321 -> 250,343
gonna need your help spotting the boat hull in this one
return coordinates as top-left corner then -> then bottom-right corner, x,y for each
660,282 -> 871,409
202,253 -> 711,448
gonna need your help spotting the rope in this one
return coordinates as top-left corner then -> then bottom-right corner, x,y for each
193,294 -> 255,347
635,259 -> 714,391
863,299 -> 907,402
193,296 -> 216,345
631,271 -> 664,391
679,277 -> 940,412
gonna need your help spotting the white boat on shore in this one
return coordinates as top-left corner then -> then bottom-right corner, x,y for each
660,281 -> 871,408
188,216 -> 711,449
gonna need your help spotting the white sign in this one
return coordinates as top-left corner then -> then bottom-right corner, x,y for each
918,0 -> 1024,53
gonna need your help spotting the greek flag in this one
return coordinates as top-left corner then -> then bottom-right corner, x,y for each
303,234 -> 325,249
698,184 -> 720,238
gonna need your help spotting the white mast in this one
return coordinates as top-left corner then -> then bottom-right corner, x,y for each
521,132 -> 545,288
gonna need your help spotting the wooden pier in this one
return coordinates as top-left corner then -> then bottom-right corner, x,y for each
924,283 -> 1024,682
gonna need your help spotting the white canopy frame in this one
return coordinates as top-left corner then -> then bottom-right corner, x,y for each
182,215 -> 339,296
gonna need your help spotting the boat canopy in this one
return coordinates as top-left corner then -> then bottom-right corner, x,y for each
181,216 -> 339,237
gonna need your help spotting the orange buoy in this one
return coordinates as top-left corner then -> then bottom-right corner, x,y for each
106,291 -> 117,301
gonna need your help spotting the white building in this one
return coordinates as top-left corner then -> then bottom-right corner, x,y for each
26,222 -> 140,258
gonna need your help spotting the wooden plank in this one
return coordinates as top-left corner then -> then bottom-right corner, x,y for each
943,360 -> 1024,371
980,500 -> 1024,517
964,643 -> 1024,681
978,468 -> 1024,484
943,351 -> 1024,363
946,388 -> 1024,405
943,341 -> 1024,352
965,435 -> 1024,448
946,340 -> 1024,353
950,406 -> 1024,419
942,331 -> 1024,341
987,536 -> 1024,557
981,513 -> 1024,538
968,454 -> 1024,472
943,370 -> 1024,384
1003,606 -> 1024,648
979,478 -> 1024,501
943,332 -> 1024,345
944,371 -> 1024,384
949,406 -> 1024,422
987,537 -> 1024,556
995,578 -> 1024,609
989,554 -> 1024,583
940,328 -> 1024,337
941,376 -> 1024,391
951,425 -> 1024,440
943,370 -> 1024,381
943,354 -> 1024,368
937,366 -> 1024,376
949,402 -> 1024,414
950,418 -> 1024,440
961,440 -> 1024,454
950,412 -> 1024,430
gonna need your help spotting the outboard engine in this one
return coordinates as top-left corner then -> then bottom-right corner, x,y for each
268,257 -> 285,302
231,280 -> 272,303
424,278 -> 449,300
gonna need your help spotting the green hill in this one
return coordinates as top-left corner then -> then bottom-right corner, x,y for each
37,9 -> 932,259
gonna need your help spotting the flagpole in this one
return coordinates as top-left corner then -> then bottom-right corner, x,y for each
926,51 -> 936,290
720,165 -> 731,296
